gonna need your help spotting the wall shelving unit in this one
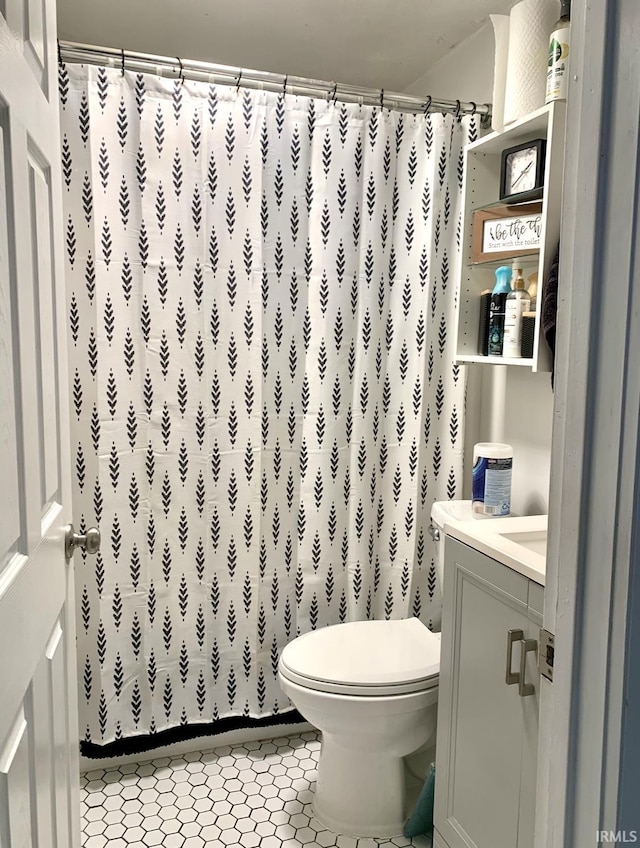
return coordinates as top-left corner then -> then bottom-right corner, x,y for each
454,101 -> 566,372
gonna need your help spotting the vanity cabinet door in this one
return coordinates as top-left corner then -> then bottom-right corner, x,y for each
516,596 -> 543,848
434,538 -> 531,848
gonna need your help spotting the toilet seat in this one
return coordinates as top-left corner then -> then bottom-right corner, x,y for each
279,618 -> 440,696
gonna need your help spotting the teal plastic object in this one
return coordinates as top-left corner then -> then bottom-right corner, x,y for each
404,763 -> 436,838
493,265 -> 512,293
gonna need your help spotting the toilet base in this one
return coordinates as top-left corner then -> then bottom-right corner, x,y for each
312,733 -> 408,837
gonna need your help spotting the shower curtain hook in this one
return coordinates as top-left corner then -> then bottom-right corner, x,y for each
120,48 -> 125,76
455,99 -> 462,122
282,75 -> 288,95
380,89 -> 384,111
332,82 -> 338,104
469,101 -> 477,117
423,95 -> 432,116
236,69 -> 243,91
177,57 -> 185,86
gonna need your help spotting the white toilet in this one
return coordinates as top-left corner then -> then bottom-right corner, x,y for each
278,500 -> 474,838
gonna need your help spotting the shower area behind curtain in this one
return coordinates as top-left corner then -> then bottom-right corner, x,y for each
61,62 -> 478,748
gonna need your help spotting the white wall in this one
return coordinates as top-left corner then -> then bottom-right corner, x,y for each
408,24 -> 555,516
481,368 -> 553,516
405,23 -> 495,106
56,0 -> 513,93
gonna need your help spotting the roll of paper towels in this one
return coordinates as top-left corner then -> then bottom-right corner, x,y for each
504,0 -> 559,125
490,14 -> 510,132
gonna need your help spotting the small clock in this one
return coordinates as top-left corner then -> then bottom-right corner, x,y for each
499,138 -> 547,202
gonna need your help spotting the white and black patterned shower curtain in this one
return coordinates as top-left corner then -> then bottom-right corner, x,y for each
61,63 -> 477,746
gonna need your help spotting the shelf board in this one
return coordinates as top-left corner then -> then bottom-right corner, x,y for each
466,102 -> 563,156
470,198 -> 543,215
456,354 -> 535,367
467,252 -> 540,271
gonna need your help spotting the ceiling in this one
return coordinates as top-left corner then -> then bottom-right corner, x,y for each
56,0 -> 511,92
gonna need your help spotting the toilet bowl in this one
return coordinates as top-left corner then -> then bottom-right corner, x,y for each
278,618 -> 440,837
278,501 -> 474,837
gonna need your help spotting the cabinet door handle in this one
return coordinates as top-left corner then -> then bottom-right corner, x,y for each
505,629 -> 524,685
518,639 -> 538,697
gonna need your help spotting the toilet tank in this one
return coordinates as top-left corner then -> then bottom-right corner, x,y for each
427,500 -> 473,631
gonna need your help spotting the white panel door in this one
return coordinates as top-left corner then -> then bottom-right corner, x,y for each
0,0 -> 80,844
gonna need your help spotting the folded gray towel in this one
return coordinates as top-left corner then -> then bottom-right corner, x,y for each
542,243 -> 560,387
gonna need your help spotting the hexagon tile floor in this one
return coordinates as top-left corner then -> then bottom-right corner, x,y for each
80,731 -> 432,848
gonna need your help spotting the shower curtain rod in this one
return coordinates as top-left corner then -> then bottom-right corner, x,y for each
58,40 -> 492,128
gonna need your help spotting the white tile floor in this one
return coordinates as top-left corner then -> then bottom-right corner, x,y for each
80,731 -> 431,848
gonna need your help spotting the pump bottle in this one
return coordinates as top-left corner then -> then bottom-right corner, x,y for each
546,0 -> 571,103
503,268 -> 531,357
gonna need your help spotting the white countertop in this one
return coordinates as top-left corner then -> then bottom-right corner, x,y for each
443,514 -> 547,586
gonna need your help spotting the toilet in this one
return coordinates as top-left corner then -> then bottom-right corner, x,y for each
277,500 -> 473,838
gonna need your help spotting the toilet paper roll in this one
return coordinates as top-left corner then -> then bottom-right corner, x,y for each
504,0 -> 559,125
490,14 -> 510,133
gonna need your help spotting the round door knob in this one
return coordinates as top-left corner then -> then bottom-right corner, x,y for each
84,527 -> 101,555
64,524 -> 101,559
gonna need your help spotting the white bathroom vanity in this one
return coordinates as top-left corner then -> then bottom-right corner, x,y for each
434,516 -> 547,848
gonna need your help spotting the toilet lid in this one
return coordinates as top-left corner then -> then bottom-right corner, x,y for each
279,618 -> 440,696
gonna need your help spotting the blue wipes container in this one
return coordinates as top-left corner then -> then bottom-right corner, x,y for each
472,442 -> 513,518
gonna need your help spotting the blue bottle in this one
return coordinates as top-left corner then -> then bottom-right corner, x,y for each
488,265 -> 512,356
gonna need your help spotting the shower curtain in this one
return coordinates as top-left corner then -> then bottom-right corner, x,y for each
61,63 -> 478,746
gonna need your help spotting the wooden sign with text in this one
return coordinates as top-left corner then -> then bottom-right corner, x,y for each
471,201 -> 543,263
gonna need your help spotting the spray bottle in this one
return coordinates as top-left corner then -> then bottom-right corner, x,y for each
487,265 -> 512,356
